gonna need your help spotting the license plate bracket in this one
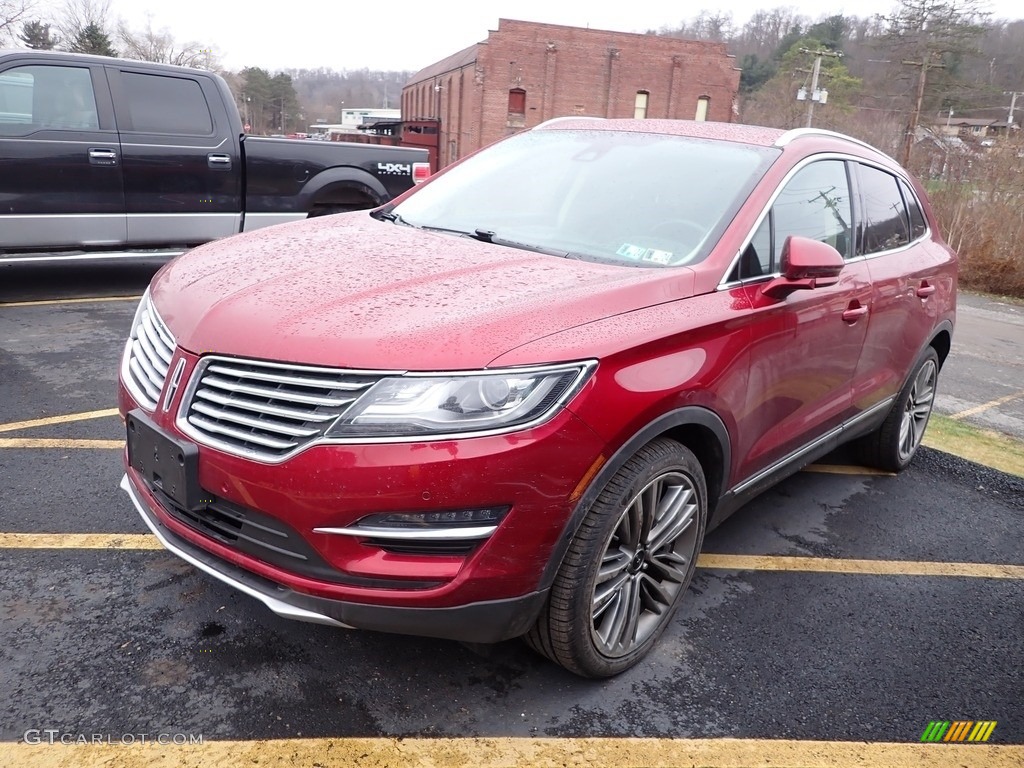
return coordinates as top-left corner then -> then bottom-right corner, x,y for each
126,409 -> 203,511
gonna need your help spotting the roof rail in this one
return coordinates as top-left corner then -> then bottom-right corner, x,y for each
775,127 -> 893,160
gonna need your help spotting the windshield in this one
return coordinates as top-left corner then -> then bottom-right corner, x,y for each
392,128 -> 778,267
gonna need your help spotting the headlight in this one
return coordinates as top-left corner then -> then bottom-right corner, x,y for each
325,362 -> 595,439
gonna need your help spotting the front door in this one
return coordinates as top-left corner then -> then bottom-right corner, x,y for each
0,61 -> 126,250
733,159 -> 872,477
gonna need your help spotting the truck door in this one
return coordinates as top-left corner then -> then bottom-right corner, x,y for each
0,60 -> 126,250
106,66 -> 242,246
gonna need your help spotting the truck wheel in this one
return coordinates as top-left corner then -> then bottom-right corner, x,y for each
524,438 -> 707,677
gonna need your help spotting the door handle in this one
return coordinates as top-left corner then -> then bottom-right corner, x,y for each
916,282 -> 936,298
88,148 -> 118,166
842,304 -> 869,323
207,153 -> 232,170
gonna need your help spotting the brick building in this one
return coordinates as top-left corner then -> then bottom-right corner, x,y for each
403,19 -> 740,168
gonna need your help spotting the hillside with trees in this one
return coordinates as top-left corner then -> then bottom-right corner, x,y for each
653,1 -> 1024,295
2,0 -> 1022,293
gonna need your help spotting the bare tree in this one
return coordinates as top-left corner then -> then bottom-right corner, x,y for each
116,17 -> 217,69
1,0 -> 34,43
55,0 -> 110,43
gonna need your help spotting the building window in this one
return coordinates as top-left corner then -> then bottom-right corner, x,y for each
508,88 -> 526,116
695,96 -> 710,122
634,90 -> 649,119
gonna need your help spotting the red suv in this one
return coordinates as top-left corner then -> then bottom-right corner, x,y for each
119,119 -> 956,677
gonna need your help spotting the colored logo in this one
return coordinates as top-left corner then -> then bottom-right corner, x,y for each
921,720 -> 997,742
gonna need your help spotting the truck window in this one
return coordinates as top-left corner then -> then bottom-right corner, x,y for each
0,65 -> 98,134
120,72 -> 213,135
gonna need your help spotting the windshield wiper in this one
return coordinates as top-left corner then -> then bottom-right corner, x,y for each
379,218 -> 577,259
469,229 -> 574,258
371,209 -> 416,227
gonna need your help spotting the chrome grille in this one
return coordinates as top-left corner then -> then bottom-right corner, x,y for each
123,294 -> 175,410
181,357 -> 380,460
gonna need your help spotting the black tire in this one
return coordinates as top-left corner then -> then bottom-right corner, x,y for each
856,346 -> 940,472
524,438 -> 707,678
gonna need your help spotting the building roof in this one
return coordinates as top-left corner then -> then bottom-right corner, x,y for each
406,44 -> 480,86
948,118 -> 997,127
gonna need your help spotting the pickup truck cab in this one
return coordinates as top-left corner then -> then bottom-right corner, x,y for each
0,50 -> 429,263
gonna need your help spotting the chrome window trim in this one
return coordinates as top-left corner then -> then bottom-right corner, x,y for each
717,153 -> 932,292
175,356 -> 598,464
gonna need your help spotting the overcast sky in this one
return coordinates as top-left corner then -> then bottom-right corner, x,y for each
92,1 -> 1024,73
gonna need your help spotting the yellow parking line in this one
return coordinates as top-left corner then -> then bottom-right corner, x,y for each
0,408 -> 119,434
0,438 -> 123,449
0,533 -> 160,550
0,294 -> 141,308
699,554 -> 1024,579
2,534 -> 1021,580
951,388 -> 1024,420
5,737 -> 1023,768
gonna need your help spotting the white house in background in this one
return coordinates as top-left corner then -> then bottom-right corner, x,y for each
310,108 -> 401,138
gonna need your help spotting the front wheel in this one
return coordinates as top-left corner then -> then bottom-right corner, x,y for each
524,438 -> 707,677
857,347 -> 940,472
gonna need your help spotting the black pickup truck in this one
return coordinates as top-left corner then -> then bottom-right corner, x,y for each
0,50 -> 429,264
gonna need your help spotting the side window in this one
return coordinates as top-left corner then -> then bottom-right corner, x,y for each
899,178 -> 927,240
634,91 -> 649,119
508,88 -> 526,116
695,96 -> 710,122
732,215 -> 772,281
0,65 -> 98,135
120,72 -> 213,135
859,164 -> 911,254
773,160 -> 853,260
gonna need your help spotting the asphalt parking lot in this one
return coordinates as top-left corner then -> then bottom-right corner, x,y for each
1,261 -> 1022,767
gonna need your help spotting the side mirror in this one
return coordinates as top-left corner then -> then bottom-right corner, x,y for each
761,236 -> 845,299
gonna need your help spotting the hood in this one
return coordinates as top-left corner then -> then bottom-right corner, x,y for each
151,214 -> 696,370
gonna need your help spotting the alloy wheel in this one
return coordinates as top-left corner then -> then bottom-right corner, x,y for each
590,471 -> 700,657
898,358 -> 937,462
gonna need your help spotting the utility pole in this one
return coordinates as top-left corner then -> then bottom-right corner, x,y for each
1005,91 -> 1022,129
900,53 -> 944,167
805,54 -> 822,128
796,48 -> 842,128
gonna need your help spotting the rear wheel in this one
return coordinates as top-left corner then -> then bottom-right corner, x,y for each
857,347 -> 939,472
525,438 -> 707,677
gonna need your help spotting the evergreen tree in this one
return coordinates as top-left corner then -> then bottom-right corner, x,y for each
69,22 -> 116,57
19,20 -> 58,49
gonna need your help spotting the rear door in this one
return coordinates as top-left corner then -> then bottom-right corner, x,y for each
0,60 -> 125,250
106,66 -> 241,245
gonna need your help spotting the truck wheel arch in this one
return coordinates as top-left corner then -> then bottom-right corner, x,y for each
302,168 -> 389,216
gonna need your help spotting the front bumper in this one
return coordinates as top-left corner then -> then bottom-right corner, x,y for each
121,473 -> 548,642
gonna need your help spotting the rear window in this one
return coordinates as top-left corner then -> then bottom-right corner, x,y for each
899,178 -> 928,240
859,164 -> 911,254
120,72 -> 213,135
392,129 -> 778,267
